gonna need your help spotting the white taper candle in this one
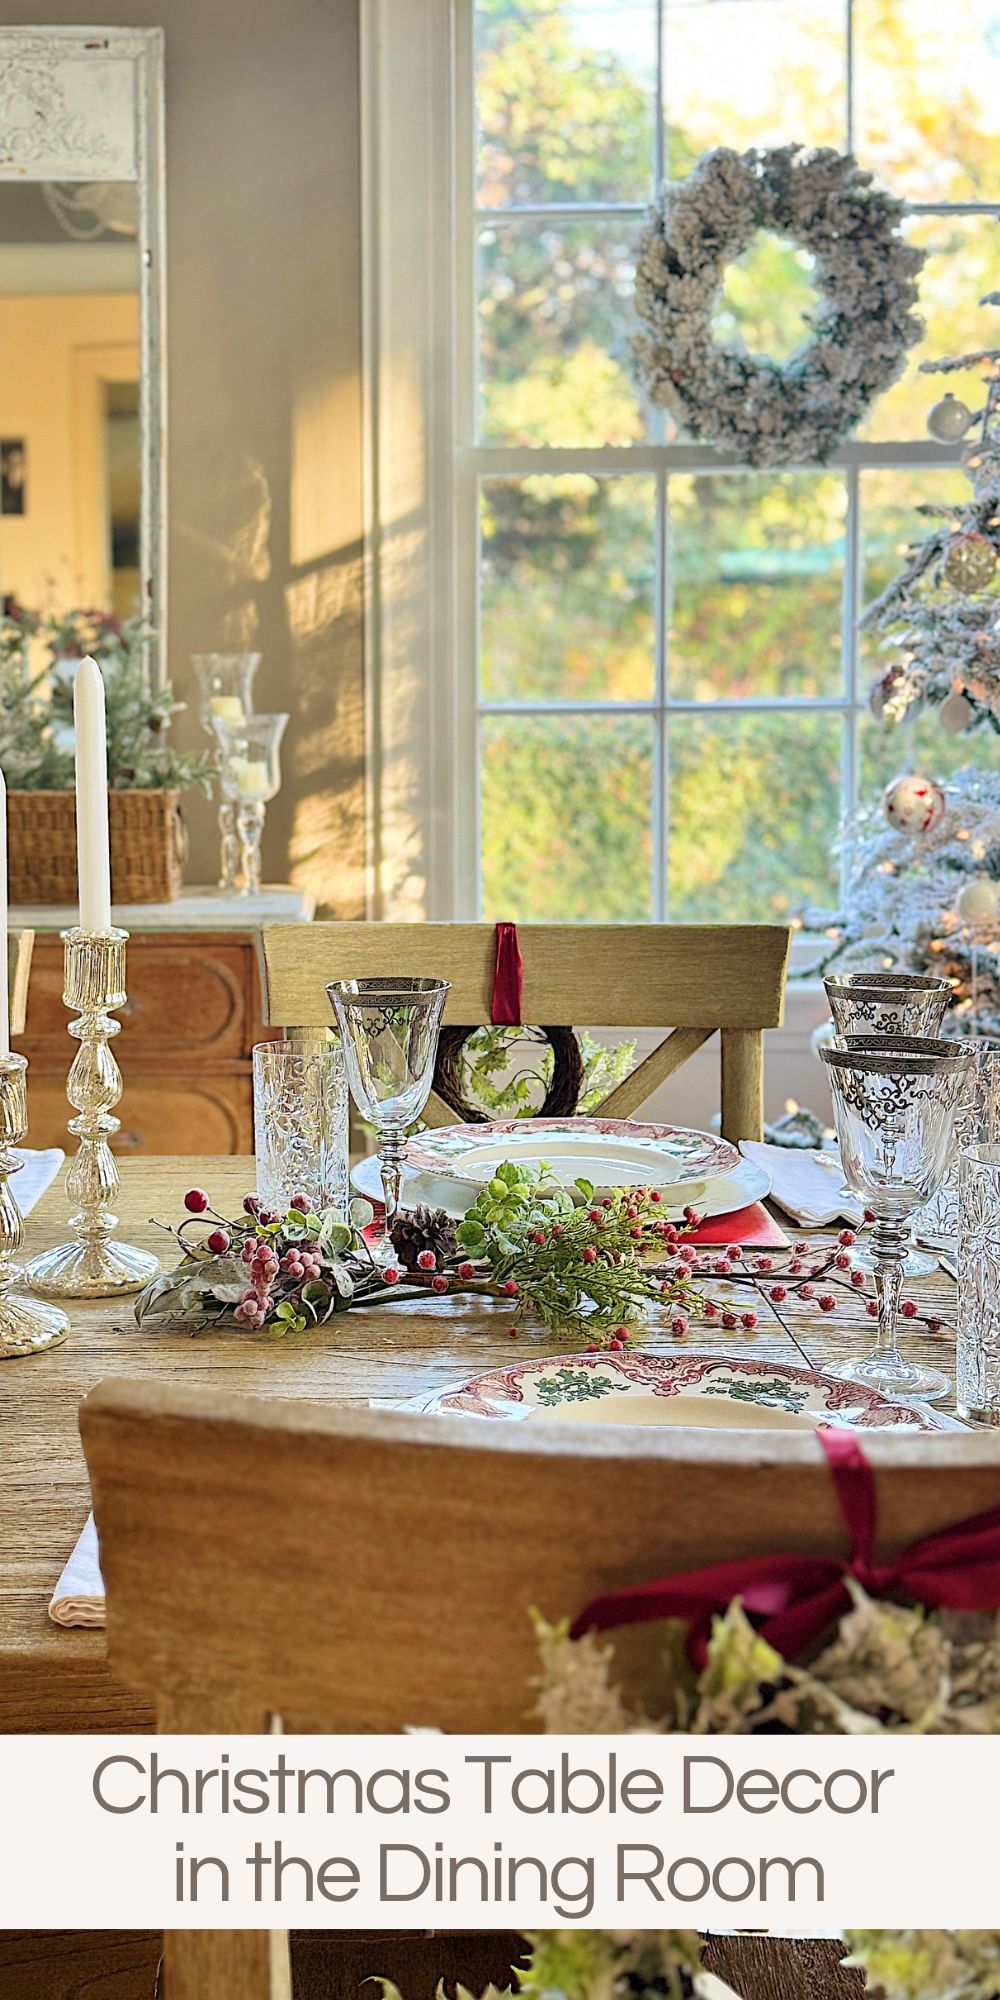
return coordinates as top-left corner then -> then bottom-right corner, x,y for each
0,765 -> 9,1056
74,656 -> 112,932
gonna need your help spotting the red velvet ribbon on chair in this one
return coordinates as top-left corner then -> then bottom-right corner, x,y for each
491,921 -> 523,1026
570,1427 -> 1000,1665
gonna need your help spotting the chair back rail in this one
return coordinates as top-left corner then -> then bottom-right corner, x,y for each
81,1379 -> 996,2000
257,923 -> 791,1142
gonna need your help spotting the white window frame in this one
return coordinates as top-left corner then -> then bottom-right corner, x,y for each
362,0 -> 992,933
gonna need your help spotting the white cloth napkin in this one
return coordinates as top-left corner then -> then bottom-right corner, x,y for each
740,1140 -> 864,1229
49,1512 -> 105,1628
13,1146 -> 63,1215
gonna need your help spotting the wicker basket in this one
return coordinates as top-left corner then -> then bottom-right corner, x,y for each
8,788 -> 185,906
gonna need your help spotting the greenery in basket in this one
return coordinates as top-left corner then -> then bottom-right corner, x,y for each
0,606 -> 212,794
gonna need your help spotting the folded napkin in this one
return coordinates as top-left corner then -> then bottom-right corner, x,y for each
49,1512 -> 105,1628
13,1146 -> 63,1215
740,1141 -> 863,1229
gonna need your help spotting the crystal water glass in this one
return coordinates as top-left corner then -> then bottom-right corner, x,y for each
192,652 -> 261,892
956,1143 -> 1000,1425
917,1038 -> 1000,1247
327,977 -> 450,1260
211,711 -> 287,896
820,1035 -> 976,1400
252,1038 -> 349,1219
825,973 -> 954,1279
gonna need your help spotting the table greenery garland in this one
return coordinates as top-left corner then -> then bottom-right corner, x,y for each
134,1162 -> 947,1351
632,145 -> 924,467
374,1931 -> 1000,2000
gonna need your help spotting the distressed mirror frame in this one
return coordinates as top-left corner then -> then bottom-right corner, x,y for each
0,26 -> 166,687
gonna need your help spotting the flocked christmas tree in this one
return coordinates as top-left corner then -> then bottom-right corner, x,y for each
801,290 -> 1000,1031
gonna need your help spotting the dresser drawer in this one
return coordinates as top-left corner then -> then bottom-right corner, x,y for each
26,1073 -> 253,1157
22,933 -> 256,1059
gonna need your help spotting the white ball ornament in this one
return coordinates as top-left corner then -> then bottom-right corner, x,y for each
927,391 -> 974,442
882,773 -> 947,835
956,878 -> 1000,927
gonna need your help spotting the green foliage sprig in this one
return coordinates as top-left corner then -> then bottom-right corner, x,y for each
453,1160 -> 695,1343
0,609 -> 212,795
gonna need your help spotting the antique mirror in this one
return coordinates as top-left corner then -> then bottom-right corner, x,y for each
0,28 -> 165,684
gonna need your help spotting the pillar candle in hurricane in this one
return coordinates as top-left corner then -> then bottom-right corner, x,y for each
0,765 -> 8,1057
74,656 -> 112,932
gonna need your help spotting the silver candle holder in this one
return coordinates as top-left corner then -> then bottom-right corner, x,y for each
25,927 -> 159,1299
0,1052 -> 70,1357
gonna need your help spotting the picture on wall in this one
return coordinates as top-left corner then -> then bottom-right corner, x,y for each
0,439 -> 26,515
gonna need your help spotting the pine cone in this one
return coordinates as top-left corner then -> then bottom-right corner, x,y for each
389,1203 -> 458,1272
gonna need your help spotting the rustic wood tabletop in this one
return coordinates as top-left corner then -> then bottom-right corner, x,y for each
0,1155 -> 964,1732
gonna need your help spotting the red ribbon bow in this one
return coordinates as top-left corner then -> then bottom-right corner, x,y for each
571,1428 -> 1000,1665
491,921 -> 523,1026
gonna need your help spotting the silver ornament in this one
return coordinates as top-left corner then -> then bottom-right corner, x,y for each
942,531 -> 998,592
927,391 -> 974,442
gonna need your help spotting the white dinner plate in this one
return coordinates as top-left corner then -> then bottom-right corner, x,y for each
412,1351 -> 951,1432
351,1150 -> 772,1222
405,1115 -> 737,1190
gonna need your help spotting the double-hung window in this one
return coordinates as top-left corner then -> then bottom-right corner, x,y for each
364,0 -> 1000,923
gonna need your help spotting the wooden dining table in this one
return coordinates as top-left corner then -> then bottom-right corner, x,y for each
1,1154 -> 965,1734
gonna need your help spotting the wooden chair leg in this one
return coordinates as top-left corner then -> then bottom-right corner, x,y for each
720,1026 -> 764,1142
157,1695 -> 291,2000
162,1932 -> 289,2000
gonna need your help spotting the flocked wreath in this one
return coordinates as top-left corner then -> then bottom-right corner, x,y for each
633,145 -> 925,467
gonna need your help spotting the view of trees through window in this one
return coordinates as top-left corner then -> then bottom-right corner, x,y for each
472,0 -> 1000,922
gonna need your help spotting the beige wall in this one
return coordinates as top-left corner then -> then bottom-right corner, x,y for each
2,0 -> 365,910
0,290 -> 139,610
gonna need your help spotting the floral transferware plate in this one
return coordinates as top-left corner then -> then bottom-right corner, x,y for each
404,1116 -> 738,1192
417,1351 -> 950,1431
351,1152 -> 771,1222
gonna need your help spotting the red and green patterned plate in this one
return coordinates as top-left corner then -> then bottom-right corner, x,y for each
416,1351 -> 949,1431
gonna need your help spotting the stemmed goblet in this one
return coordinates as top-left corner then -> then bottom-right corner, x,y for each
824,971 -> 955,1278
327,977 -> 450,1261
820,1034 -> 976,1400
211,711 -> 287,895
192,652 -> 261,891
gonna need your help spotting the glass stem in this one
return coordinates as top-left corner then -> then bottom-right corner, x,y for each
236,801 -> 266,895
378,1125 -> 405,1244
870,1213 -> 908,1366
218,798 -> 239,892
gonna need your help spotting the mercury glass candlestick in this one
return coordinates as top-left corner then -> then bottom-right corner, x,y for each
193,652 -> 262,891
211,712 -> 287,896
25,929 -> 159,1299
0,1053 -> 70,1357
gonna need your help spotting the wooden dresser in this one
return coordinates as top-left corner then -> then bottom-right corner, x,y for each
12,886 -> 315,1157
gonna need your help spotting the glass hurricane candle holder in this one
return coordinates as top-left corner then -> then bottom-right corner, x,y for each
327,976 -> 450,1261
820,1034 -> 976,1400
211,711 -> 287,896
192,652 -> 261,892
956,1143 -> 1000,1425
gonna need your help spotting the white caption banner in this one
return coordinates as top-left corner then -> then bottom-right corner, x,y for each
1,1734 -> 995,1929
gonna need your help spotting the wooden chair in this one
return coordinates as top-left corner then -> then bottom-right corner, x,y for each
257,923 -> 791,1142
81,1378 -> 1000,2000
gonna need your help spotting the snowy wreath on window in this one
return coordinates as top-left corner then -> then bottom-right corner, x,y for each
633,145 -> 925,468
